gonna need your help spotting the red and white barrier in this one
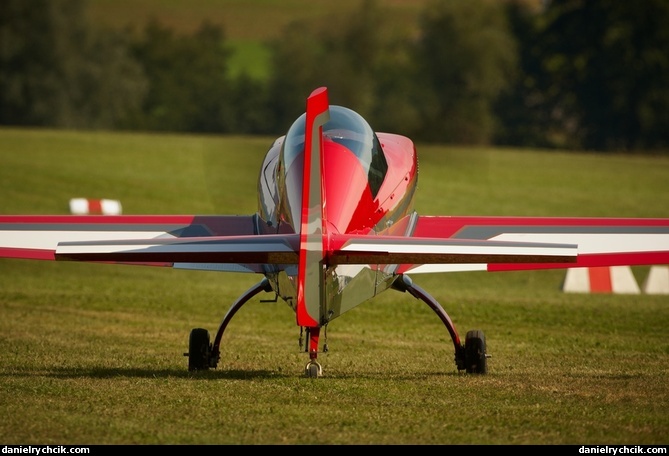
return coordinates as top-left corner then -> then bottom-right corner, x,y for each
562,266 -> 640,294
642,265 -> 669,295
69,198 -> 122,215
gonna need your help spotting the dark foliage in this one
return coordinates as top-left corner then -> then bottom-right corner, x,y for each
1,0 -> 667,152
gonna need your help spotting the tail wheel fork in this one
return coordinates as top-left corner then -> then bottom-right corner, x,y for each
303,326 -> 323,378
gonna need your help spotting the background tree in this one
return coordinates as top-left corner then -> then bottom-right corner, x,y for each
264,22 -> 325,134
493,2 -> 557,148
410,0 -> 518,144
265,0 -> 403,134
500,0 -> 669,151
129,20 -> 234,133
0,0 -> 146,129
3,0 -> 668,153
227,72 -> 272,134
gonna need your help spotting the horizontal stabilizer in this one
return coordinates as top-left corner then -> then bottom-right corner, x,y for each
329,234 -> 577,268
55,234 -> 300,264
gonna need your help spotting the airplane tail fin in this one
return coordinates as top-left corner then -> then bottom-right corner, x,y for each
296,87 -> 330,327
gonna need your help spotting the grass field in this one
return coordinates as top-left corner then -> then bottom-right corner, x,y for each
0,127 -> 668,444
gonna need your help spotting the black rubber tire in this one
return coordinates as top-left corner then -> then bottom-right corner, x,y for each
464,329 -> 487,374
188,328 -> 211,371
307,363 -> 320,378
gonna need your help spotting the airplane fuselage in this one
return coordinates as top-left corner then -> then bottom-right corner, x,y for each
256,105 -> 419,324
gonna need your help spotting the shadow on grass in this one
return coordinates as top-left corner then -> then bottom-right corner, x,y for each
1,366 -> 290,380
1,365 -> 463,381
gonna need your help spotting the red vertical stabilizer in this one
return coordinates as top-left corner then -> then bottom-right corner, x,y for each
296,87 -> 330,327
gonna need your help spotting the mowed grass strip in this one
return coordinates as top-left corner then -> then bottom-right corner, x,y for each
0,127 -> 668,444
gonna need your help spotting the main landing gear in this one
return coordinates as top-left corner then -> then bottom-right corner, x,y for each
184,278 -> 273,372
185,274 -> 489,377
183,277 -> 328,377
393,275 -> 489,375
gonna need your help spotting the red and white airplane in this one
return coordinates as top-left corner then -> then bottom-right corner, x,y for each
1,87 -> 668,377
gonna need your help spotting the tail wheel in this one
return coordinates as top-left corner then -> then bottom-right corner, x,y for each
464,329 -> 487,374
188,328 -> 211,371
305,360 -> 323,378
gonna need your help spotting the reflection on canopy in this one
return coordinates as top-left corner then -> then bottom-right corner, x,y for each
281,105 -> 388,198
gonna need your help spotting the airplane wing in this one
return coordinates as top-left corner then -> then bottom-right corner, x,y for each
3,214 -> 667,275
0,214 -> 294,273
403,215 -> 669,273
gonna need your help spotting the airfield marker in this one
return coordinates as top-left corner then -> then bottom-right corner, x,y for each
562,266 -> 640,294
69,198 -> 122,215
642,265 -> 669,294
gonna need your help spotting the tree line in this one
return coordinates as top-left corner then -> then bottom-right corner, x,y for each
1,0 -> 668,152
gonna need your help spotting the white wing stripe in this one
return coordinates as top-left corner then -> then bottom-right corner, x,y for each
2,231 -> 172,250
341,241 -> 576,257
492,233 -> 669,254
406,264 -> 488,273
55,241 -> 294,255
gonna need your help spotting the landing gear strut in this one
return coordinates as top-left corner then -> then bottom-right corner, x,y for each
184,278 -> 273,371
394,275 -> 489,374
185,274 -> 488,376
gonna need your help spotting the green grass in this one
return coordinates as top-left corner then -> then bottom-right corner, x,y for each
1,127 -> 668,444
227,40 -> 273,80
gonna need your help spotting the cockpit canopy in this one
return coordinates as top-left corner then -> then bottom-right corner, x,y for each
281,105 -> 388,198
